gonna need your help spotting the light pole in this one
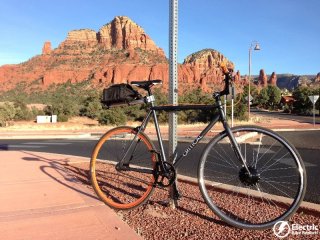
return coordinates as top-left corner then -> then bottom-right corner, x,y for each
248,41 -> 260,120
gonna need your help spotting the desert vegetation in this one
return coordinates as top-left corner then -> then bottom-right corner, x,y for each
0,80 -> 318,127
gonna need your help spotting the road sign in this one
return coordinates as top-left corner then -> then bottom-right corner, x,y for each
245,94 -> 253,102
308,95 -> 319,104
308,95 -> 319,128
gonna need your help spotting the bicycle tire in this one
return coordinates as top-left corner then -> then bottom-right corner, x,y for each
198,125 -> 306,230
90,126 -> 157,210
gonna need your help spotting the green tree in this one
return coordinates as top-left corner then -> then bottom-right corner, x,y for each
256,87 -> 269,108
292,86 -> 313,115
249,85 -> 259,106
255,85 -> 281,110
312,87 -> 320,113
266,85 -> 281,109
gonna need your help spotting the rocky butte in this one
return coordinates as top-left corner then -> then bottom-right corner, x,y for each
0,16 -> 235,92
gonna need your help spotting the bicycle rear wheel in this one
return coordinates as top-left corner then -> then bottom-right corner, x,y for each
90,126 -> 157,209
198,126 -> 306,230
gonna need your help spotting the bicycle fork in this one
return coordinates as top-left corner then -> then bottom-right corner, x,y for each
217,98 -> 252,175
223,121 -> 251,174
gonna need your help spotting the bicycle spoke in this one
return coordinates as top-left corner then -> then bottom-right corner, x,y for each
199,126 -> 305,229
254,133 -> 263,168
91,127 -> 156,210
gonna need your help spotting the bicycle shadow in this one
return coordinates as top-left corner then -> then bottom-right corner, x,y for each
0,144 -> 9,150
20,151 -> 98,201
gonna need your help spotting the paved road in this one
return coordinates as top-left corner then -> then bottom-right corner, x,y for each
1,130 -> 319,203
252,109 -> 320,125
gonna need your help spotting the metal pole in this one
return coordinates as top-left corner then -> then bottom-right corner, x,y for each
169,0 -> 178,208
248,47 -> 252,121
231,98 -> 234,127
224,96 -> 227,119
313,102 -> 316,128
231,85 -> 235,127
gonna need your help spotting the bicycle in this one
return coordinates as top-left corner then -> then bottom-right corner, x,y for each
90,65 -> 306,230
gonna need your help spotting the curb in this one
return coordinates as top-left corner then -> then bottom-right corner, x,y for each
176,174 -> 320,213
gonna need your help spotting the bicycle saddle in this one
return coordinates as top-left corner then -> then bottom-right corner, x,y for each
131,80 -> 162,90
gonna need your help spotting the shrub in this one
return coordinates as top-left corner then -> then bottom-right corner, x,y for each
80,90 -> 102,119
0,102 -> 16,127
178,88 -> 214,123
98,108 -> 127,126
13,101 -> 34,121
57,114 -> 69,122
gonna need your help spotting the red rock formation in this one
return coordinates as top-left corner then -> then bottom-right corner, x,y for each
42,41 -> 52,55
268,72 -> 277,85
66,29 -> 97,42
181,49 -> 234,91
258,69 -> 267,86
97,16 -> 164,55
0,16 -> 234,93
315,72 -> 320,83
234,70 -> 241,83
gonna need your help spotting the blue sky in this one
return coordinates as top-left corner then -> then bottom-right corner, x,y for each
0,0 -> 319,75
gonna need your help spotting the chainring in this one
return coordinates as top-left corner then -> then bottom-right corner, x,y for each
154,162 -> 176,187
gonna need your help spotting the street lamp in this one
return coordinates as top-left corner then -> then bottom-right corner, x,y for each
248,41 -> 261,120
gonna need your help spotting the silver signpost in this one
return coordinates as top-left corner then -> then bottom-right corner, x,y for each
227,84 -> 236,127
169,0 -> 179,208
308,95 -> 319,128
231,85 -> 235,127
224,96 -> 227,120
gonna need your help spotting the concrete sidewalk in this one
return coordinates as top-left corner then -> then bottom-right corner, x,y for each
0,151 -> 142,240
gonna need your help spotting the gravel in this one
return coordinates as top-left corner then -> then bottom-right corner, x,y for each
67,163 -> 320,240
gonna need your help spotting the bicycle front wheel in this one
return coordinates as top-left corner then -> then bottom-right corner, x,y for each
90,126 -> 157,210
198,126 -> 306,230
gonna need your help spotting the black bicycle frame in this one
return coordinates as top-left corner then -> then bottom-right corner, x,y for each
127,96 -> 248,173
119,71 -> 250,175
149,104 -> 221,167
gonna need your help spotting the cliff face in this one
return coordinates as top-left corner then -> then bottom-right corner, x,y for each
66,29 -> 97,42
0,16 -> 233,92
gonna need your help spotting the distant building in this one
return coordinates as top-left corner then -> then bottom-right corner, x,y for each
280,95 -> 295,112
